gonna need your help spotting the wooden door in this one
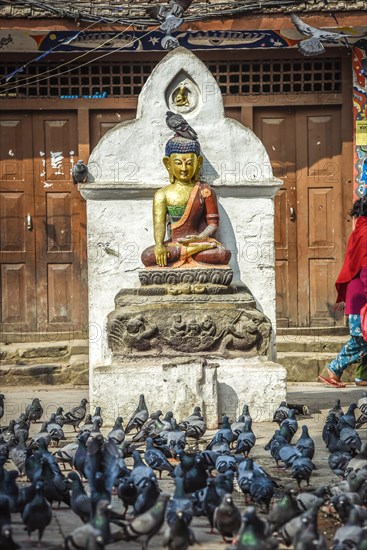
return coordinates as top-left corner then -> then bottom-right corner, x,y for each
32,112 -> 87,331
0,111 -> 87,337
254,106 -> 343,327
254,109 -> 298,326
90,110 -> 136,151
0,113 -> 37,332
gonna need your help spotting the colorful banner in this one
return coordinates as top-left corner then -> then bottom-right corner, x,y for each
0,28 -> 366,53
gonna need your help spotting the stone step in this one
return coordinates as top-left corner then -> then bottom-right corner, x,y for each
276,334 -> 349,353
0,339 -> 88,365
277,326 -> 349,336
276,351 -> 357,383
0,361 -> 89,386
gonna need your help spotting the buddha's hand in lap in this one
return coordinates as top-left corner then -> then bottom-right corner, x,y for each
177,235 -> 217,246
154,244 -> 168,266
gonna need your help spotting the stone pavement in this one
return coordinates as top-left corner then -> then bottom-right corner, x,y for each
1,382 -> 366,549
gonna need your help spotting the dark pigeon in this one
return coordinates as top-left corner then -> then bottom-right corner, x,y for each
68,471 -> 92,523
166,111 -> 198,140
26,397 -> 43,423
268,490 -> 301,533
63,398 -> 88,431
329,451 -> 352,477
21,480 -> 52,542
332,508 -> 364,550
213,493 -> 241,543
295,425 -> 315,459
235,420 -> 256,457
134,476 -> 161,516
125,394 -> 149,434
249,471 -> 275,513
166,476 -> 193,527
144,437 -> 175,479
0,394 -> 5,422
107,417 -> 125,445
117,493 -> 170,548
356,392 -> 367,429
273,401 -> 289,425
162,510 -> 196,550
0,526 -> 19,550
72,159 -> 89,183
234,507 -> 277,550
291,456 -> 316,488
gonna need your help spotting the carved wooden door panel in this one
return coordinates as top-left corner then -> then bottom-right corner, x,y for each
296,107 -> 343,326
0,113 -> 37,332
254,109 -> 298,327
254,106 -> 343,327
90,109 -> 137,151
32,112 -> 87,332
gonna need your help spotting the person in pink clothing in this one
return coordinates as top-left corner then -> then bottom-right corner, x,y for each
319,195 -> 367,387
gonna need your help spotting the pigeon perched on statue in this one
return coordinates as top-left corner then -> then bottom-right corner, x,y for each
166,111 -> 198,141
72,160 -> 89,183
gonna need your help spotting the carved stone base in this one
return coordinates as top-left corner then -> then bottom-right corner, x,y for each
107,283 -> 272,357
138,266 -> 233,287
90,357 -> 287,428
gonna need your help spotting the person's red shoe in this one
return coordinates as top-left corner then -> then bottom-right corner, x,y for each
318,375 -> 346,388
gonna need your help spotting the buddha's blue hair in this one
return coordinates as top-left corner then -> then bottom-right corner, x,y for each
165,136 -> 201,156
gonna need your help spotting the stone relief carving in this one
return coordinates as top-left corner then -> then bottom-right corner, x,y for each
108,307 -> 271,356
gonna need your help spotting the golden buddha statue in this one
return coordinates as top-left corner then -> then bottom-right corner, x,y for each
141,134 -> 231,269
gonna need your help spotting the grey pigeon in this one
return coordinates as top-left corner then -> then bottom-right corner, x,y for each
293,513 -> 327,550
92,406 -> 103,428
273,401 -> 289,425
356,392 -> 367,429
215,454 -> 236,474
107,417 -> 125,445
327,399 -> 344,420
235,420 -> 256,457
30,422 -> 52,448
166,476 -> 193,527
268,490 -> 301,533
234,506 -> 278,549
64,398 -> 88,431
291,456 -> 316,488
213,493 -> 241,543
231,415 -> 246,440
0,394 -> 5,422
130,450 -> 157,489
134,476 -> 160,516
68,471 -> 92,523
72,159 -> 89,183
290,13 -> 365,57
332,508 -> 364,549
166,111 -> 198,141
46,413 -> 65,447
0,526 -> 19,550
328,451 -> 352,477
280,409 -> 298,441
279,503 -> 323,546
8,431 -> 27,475
65,523 -> 103,550
125,394 -> 149,434
295,425 -> 315,459
117,492 -> 171,548
26,397 -> 43,423
163,510 -> 196,550
54,440 -> 79,469
346,443 -> 367,474
144,437 -> 175,479
249,471 -> 275,513
203,477 -> 221,533
22,480 -> 52,542
339,403 -> 358,429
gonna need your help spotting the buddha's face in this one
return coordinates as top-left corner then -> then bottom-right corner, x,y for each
170,153 -> 197,183
164,152 -> 202,184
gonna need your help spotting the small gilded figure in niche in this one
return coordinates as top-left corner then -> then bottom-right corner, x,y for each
141,117 -> 231,269
174,84 -> 190,107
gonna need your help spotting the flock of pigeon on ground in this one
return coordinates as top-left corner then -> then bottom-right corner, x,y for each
0,391 -> 367,550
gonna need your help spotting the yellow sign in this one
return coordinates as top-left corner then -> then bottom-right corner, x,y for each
356,119 -> 367,146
